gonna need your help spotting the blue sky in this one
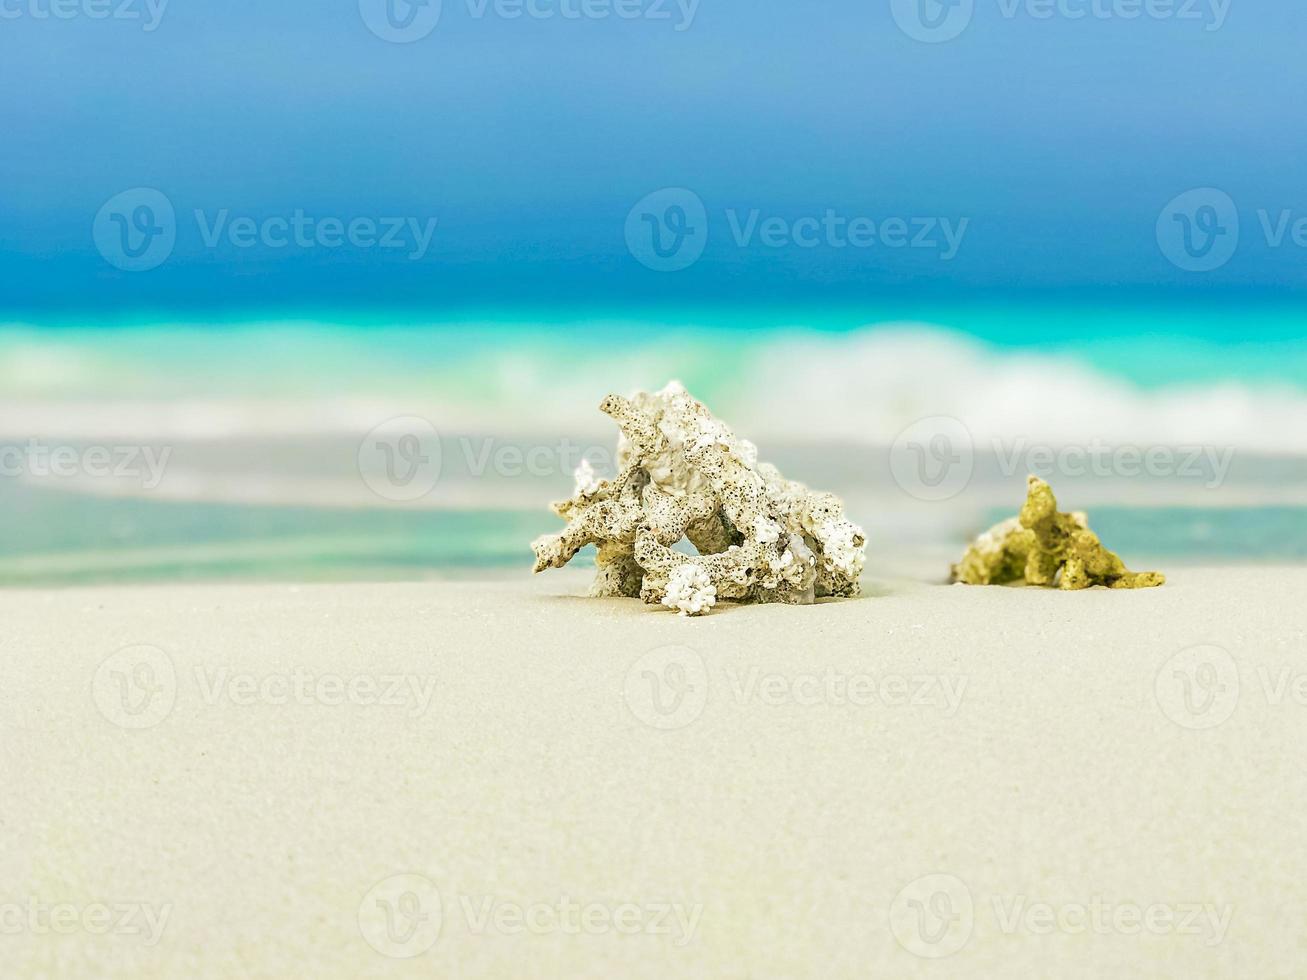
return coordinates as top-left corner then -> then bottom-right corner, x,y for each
3,0 -> 1306,315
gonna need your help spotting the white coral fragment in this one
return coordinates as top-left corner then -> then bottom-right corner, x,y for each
818,519 -> 864,579
531,381 -> 867,615
662,564 -> 717,616
573,458 -> 601,498
754,516 -> 782,545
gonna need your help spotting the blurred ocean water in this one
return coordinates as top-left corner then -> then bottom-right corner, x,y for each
1,305 -> 1305,585
2,476 -> 1304,587
6,298 -> 1307,392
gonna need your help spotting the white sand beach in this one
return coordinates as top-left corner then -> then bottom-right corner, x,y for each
5,567 -> 1305,978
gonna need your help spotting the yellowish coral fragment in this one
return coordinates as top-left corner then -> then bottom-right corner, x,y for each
951,476 -> 1165,590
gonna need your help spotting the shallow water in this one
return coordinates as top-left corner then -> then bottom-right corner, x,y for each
3,310 -> 1305,585
2,477 -> 1302,587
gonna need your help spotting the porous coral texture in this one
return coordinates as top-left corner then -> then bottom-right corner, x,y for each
531,382 -> 866,615
951,475 -> 1165,590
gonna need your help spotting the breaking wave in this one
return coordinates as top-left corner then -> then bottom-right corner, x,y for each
2,322 -> 1306,454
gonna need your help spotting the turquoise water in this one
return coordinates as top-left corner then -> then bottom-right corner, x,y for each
2,304 -> 1305,585
980,506 -> 1307,563
1,483 -> 1303,587
0,485 -> 548,586
5,299 -> 1307,395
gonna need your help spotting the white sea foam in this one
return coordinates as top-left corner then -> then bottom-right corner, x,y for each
1,324 -> 1305,454
732,327 -> 1307,453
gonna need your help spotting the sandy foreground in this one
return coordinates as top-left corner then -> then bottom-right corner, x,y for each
4,567 -> 1306,979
